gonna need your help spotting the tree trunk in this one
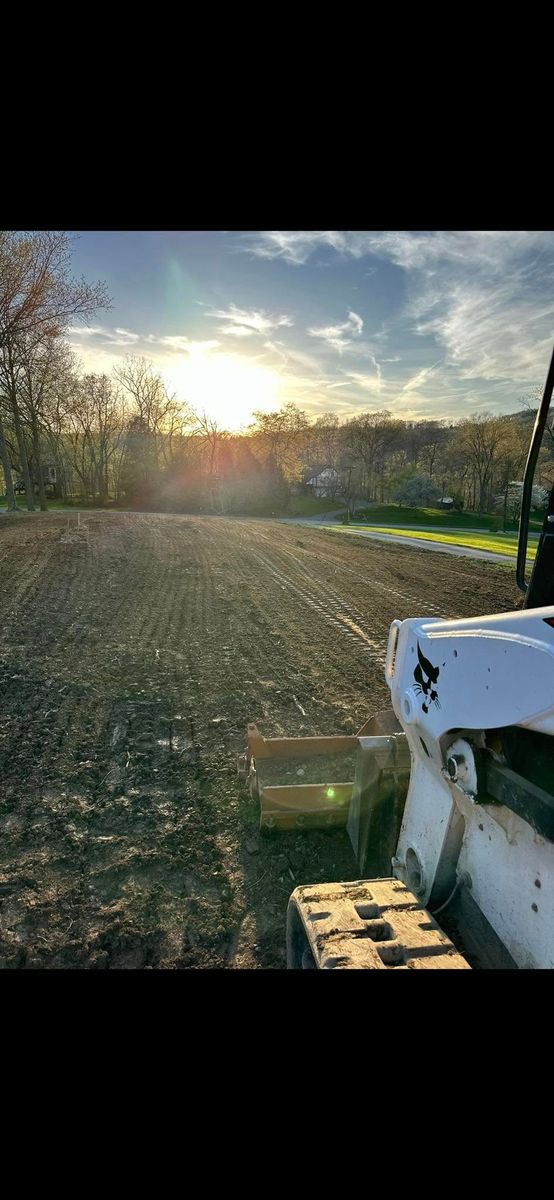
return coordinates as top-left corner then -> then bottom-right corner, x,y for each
9,387 -> 35,510
502,483 -> 508,533
0,410 -> 17,510
31,414 -> 48,511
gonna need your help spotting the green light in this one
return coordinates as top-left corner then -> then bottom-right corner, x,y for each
326,787 -> 336,800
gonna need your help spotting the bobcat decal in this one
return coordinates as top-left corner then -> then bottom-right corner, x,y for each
413,642 -> 440,714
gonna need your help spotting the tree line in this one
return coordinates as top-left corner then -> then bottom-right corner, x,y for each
1,231 -> 552,518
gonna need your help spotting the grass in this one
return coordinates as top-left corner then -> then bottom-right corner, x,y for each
325,524 -> 538,561
287,496 -> 345,516
349,503 -> 543,531
0,496 -> 118,511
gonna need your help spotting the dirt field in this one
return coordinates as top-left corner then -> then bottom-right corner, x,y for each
0,511 -> 519,969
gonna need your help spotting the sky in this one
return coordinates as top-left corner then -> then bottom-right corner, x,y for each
66,231 -> 554,430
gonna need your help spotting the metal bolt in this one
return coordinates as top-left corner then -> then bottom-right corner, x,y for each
447,753 -> 467,782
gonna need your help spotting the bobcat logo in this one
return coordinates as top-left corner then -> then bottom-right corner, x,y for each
413,642 -> 440,714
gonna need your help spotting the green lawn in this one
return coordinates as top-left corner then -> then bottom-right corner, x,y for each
325,523 -> 537,561
349,504 -> 543,531
0,496 -> 117,511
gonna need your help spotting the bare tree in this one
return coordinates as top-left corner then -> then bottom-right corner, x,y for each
114,358 -> 189,448
458,413 -> 526,514
417,421 -> 449,480
0,231 -> 109,345
0,232 -> 110,510
0,337 -> 35,508
347,411 -> 402,500
0,404 -> 16,509
14,336 -> 76,510
61,373 -> 126,503
303,413 -> 342,497
195,410 -> 227,511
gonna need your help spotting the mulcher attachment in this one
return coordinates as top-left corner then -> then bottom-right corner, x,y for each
237,710 -> 411,873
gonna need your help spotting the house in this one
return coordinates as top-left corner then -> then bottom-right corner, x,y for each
306,467 -> 340,498
14,464 -> 57,494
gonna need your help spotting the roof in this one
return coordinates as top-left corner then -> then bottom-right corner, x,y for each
306,468 -> 339,485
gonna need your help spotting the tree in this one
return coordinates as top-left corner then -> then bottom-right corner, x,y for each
0,334 -> 36,509
394,474 -> 441,507
0,232 -> 109,510
417,421 -> 449,479
113,357 -> 189,461
63,373 -> 127,504
115,358 -> 194,506
250,402 -> 309,483
194,410 -> 227,512
456,413 -> 528,514
335,442 -> 359,520
0,404 -> 15,508
0,231 -> 109,344
303,413 -> 342,496
120,415 -> 160,507
14,336 -> 76,510
346,411 -> 403,500
495,481 -> 549,524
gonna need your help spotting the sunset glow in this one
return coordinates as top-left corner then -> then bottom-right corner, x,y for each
164,349 -> 281,430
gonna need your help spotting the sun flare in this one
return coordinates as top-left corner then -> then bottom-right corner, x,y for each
164,349 -> 281,430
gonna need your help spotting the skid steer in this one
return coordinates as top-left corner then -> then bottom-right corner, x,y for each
238,344 -> 554,969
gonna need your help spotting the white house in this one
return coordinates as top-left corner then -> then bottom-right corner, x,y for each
306,467 -> 340,498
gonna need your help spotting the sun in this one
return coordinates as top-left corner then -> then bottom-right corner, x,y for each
163,349 -> 281,430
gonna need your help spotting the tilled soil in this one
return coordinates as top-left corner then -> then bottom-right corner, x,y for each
0,511 -> 520,969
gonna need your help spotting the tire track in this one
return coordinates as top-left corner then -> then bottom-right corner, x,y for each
248,547 -> 387,671
249,525 -> 460,621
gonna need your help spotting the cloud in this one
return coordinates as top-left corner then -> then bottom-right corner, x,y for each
263,340 -> 326,375
415,283 -> 554,383
308,310 -> 364,353
348,310 -> 363,335
361,233 -> 554,385
206,304 -> 293,337
242,231 -> 349,265
69,325 -> 143,348
220,325 -> 256,337
344,367 -> 382,394
148,335 -> 220,353
251,230 -> 554,390
113,328 -> 140,343
400,360 -> 442,395
240,232 -> 554,388
66,325 -> 223,385
244,229 -> 553,271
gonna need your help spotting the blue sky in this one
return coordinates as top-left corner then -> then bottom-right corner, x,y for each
67,231 -> 554,429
